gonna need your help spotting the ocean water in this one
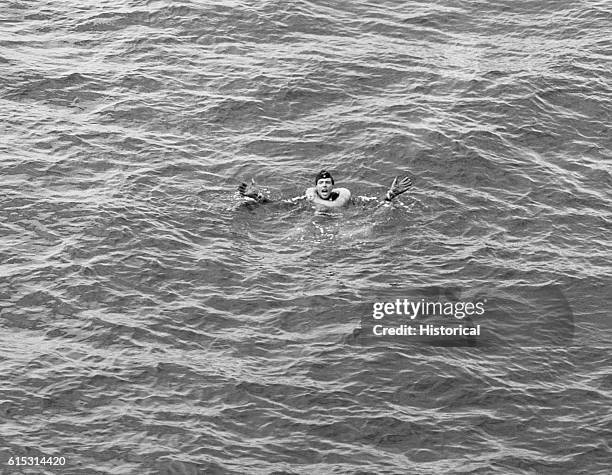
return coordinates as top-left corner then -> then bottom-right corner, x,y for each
1,0 -> 611,474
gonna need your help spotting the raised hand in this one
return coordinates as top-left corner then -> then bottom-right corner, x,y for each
384,175 -> 413,201
238,178 -> 267,202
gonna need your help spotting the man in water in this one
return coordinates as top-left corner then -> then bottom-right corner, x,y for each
304,170 -> 352,208
238,170 -> 413,207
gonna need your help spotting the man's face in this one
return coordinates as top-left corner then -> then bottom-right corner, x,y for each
316,178 -> 333,199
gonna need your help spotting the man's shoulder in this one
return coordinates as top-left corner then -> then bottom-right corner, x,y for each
334,187 -> 351,198
331,187 -> 351,206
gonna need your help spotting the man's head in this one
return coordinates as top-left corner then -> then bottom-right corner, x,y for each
315,170 -> 334,199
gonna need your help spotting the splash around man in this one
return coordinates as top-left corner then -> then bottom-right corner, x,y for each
238,170 -> 413,207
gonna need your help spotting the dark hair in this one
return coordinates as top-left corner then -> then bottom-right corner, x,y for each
315,170 -> 334,185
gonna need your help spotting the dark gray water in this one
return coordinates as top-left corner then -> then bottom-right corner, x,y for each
1,0 -> 611,474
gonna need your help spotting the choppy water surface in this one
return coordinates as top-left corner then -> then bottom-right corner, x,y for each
1,0 -> 611,473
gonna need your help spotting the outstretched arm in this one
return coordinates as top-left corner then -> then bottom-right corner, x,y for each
383,175 -> 413,201
238,179 -> 309,205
